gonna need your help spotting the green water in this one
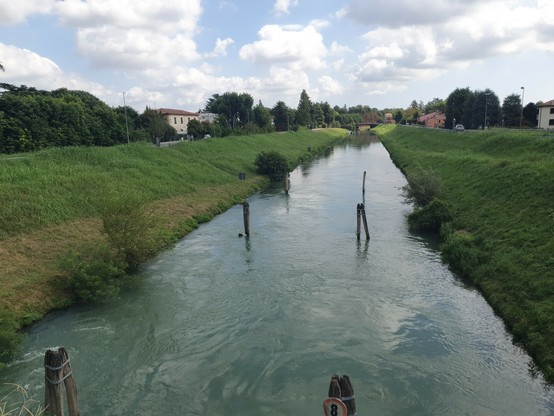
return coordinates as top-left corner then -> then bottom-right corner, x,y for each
2,137 -> 553,415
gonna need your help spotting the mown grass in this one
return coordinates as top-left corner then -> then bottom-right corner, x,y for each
376,124 -> 554,383
0,129 -> 347,365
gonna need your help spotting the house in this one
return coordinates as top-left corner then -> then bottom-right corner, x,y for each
418,112 -> 446,128
384,113 -> 395,124
198,112 -> 218,123
537,100 -> 554,129
157,108 -> 199,134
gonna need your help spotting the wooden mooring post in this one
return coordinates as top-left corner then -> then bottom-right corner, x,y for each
44,347 -> 80,416
356,203 -> 370,240
360,203 -> 370,240
284,173 -> 290,194
324,374 -> 357,416
362,170 -> 366,194
242,202 -> 250,236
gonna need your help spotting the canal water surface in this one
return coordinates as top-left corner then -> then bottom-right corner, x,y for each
2,137 -> 553,415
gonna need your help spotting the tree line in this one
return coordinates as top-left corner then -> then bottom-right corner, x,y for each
0,85 -> 380,154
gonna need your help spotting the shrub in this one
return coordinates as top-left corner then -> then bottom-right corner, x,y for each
254,151 -> 289,181
100,198 -> 160,271
0,313 -> 23,368
60,244 -> 127,303
440,230 -> 484,279
401,165 -> 442,207
407,198 -> 453,232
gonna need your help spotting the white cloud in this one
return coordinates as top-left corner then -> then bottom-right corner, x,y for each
0,43 -> 62,82
205,38 -> 235,58
273,0 -> 299,16
239,24 -> 327,70
55,0 -> 203,69
0,1 -> 55,25
318,76 -> 343,96
0,43 -> 113,101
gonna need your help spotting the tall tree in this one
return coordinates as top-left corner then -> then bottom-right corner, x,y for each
271,101 -> 292,132
522,102 -> 538,127
252,100 -> 273,131
205,92 -> 254,129
502,93 -> 522,127
295,89 -> 312,127
445,87 -> 472,129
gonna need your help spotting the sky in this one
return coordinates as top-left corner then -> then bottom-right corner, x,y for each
0,0 -> 553,112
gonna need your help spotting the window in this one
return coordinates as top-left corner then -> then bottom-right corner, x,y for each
549,119 -> 554,126
181,117 -> 184,124
174,117 -> 177,124
550,108 -> 554,114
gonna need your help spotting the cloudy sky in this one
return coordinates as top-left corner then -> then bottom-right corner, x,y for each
1,0 -> 553,112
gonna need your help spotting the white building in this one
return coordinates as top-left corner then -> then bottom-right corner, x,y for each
537,100 -> 554,129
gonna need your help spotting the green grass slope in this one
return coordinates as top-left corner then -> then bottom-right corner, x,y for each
377,124 -> 554,383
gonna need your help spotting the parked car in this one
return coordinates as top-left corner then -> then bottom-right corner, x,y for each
454,124 -> 465,131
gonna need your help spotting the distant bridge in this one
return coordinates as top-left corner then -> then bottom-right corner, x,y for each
355,122 -> 381,129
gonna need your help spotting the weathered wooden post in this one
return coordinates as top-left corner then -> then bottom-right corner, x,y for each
362,170 -> 366,194
324,374 -> 356,416
284,173 -> 290,194
242,202 -> 250,237
360,203 -> 370,240
356,203 -> 361,240
44,347 -> 80,416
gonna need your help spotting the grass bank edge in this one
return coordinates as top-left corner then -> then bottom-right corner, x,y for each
0,129 -> 349,368
375,124 -> 554,384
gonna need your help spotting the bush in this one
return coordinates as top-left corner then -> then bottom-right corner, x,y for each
254,151 -> 289,181
60,244 -> 127,303
401,166 -> 442,207
407,198 -> 453,232
440,230 -> 484,279
0,313 -> 23,368
101,198 -> 160,271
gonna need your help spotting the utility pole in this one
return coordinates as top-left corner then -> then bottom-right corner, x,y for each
519,87 -> 525,128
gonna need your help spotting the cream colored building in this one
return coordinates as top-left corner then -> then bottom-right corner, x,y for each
537,100 -> 554,129
158,108 -> 199,134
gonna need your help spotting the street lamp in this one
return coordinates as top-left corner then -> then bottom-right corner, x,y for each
122,92 -> 130,144
484,92 -> 491,129
519,87 -> 525,128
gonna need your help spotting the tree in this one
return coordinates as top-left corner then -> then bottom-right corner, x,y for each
271,101 -> 293,132
502,93 -> 522,127
311,103 -> 324,127
252,101 -> 273,131
424,98 -> 446,114
0,63 -> 4,72
522,102 -> 538,127
296,89 -> 312,127
136,107 -> 176,142
445,87 -> 472,129
468,90 -> 500,129
205,92 -> 254,129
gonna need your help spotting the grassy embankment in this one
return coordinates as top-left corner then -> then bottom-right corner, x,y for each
375,124 -> 554,383
0,128 -> 347,364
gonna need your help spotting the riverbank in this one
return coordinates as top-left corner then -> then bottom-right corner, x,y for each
0,129 -> 347,365
375,124 -> 554,383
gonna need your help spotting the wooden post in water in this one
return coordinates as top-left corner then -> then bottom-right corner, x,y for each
360,203 -> 370,240
242,202 -> 250,236
362,170 -> 366,194
44,347 -> 80,416
324,375 -> 356,416
356,203 -> 361,240
285,173 -> 290,194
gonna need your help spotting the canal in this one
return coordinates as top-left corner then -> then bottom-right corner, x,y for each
2,136 -> 553,415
